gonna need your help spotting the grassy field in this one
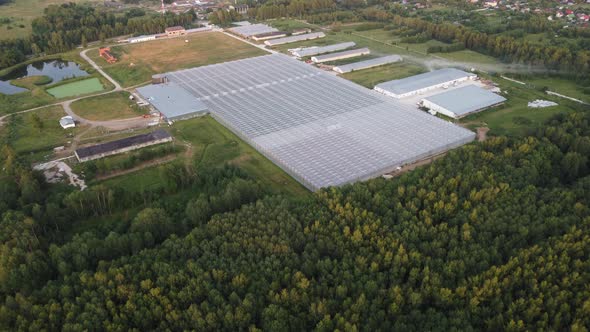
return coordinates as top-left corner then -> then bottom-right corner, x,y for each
461,78 -> 581,136
267,18 -> 313,31
100,116 -> 309,197
46,77 -> 104,98
71,91 -> 144,121
518,76 -> 590,104
0,0 -> 101,40
341,62 -> 426,88
6,105 -> 85,161
90,32 -> 268,87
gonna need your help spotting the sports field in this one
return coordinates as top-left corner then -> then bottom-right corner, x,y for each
46,77 -> 104,98
91,32 -> 268,87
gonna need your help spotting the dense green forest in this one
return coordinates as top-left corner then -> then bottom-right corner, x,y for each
1,111 -> 589,330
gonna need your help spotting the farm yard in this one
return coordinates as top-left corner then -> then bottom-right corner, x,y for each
90,32 -> 268,87
1,105 -> 85,162
96,116 -> 308,197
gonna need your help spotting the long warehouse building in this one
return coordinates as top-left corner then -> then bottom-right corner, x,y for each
75,130 -> 173,162
157,54 -> 474,191
333,55 -> 402,74
228,24 -> 278,38
311,48 -> 370,63
264,32 -> 325,46
375,68 -> 477,99
291,42 -> 356,58
420,85 -> 506,119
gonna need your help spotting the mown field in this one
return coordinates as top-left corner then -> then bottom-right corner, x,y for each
461,77 -> 583,137
341,62 -> 426,88
90,32 -> 268,87
70,91 -> 144,121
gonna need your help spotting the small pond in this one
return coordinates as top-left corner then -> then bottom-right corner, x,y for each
0,60 -> 89,95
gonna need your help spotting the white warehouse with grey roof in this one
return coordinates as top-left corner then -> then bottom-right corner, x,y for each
136,82 -> 208,122
228,24 -> 278,38
158,54 -> 474,191
264,32 -> 325,46
333,55 -> 402,74
375,68 -> 477,99
291,42 -> 356,58
420,85 -> 506,119
311,48 -> 370,63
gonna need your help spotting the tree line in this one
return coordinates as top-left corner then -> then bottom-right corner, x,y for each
0,110 -> 589,329
0,3 -> 196,70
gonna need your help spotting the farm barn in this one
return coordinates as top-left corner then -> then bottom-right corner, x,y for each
333,55 -> 402,74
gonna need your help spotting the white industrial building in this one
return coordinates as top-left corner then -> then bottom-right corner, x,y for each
228,24 -> 278,38
311,48 -> 370,63
251,31 -> 287,41
333,55 -> 402,74
264,32 -> 325,46
420,85 -> 506,119
290,42 -> 356,58
374,68 -> 477,99
128,34 -> 158,43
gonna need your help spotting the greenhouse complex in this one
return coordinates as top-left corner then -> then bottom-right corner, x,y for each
153,54 -> 475,190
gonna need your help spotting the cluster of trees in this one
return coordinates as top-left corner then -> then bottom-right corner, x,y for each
386,14 -> 590,74
244,0 -> 336,21
0,111 -> 589,329
207,9 -> 242,27
0,4 -> 196,69
427,42 -> 465,54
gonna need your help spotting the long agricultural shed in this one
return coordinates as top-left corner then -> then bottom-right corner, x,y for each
157,54 -> 474,191
264,32 -> 325,46
311,48 -> 370,63
333,55 -> 402,74
75,130 -> 173,162
291,42 -> 356,58
229,24 -> 278,37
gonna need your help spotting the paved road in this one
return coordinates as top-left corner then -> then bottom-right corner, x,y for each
80,48 -> 122,91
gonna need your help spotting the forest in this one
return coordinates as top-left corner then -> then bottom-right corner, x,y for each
0,109 -> 589,329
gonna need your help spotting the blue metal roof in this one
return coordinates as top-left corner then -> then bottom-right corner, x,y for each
136,82 -> 208,120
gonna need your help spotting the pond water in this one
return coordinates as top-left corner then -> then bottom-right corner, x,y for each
0,60 -> 89,95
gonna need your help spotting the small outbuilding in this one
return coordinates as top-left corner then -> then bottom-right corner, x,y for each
59,116 -> 76,129
420,85 -> 506,119
165,26 -> 186,37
